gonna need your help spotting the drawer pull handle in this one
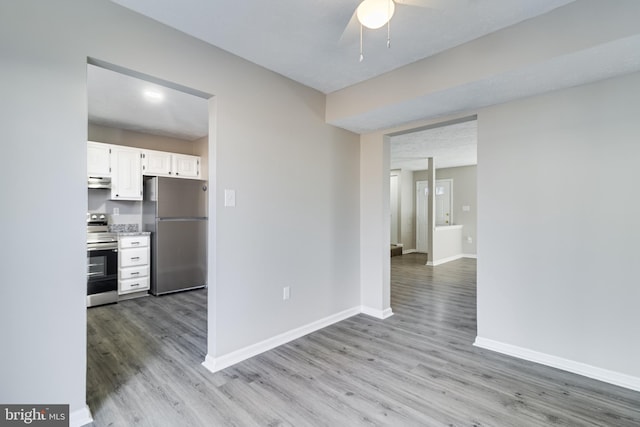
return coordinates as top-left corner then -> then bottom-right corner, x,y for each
130,272 -> 140,275
131,242 -> 140,245
131,257 -> 140,261
131,283 -> 140,287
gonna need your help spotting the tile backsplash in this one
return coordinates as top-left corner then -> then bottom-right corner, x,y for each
108,223 -> 139,233
89,188 -> 142,230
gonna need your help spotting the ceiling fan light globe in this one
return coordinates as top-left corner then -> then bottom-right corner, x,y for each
357,0 -> 396,30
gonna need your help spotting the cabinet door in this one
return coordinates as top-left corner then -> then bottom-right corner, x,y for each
141,149 -> 173,176
111,146 -> 142,200
173,154 -> 200,178
87,141 -> 111,177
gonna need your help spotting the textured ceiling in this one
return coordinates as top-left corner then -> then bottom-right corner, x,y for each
94,0 -> 640,167
87,64 -> 209,141
110,0 -> 574,94
390,119 -> 477,171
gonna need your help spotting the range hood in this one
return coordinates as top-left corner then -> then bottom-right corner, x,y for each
88,176 -> 111,189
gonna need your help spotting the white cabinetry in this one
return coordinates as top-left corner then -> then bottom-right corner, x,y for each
111,146 -> 142,200
87,141 -> 111,176
173,154 -> 200,178
118,235 -> 150,295
141,150 -> 201,179
141,149 -> 173,176
87,143 -> 201,193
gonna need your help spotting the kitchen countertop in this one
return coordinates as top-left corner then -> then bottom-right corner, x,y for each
117,231 -> 151,236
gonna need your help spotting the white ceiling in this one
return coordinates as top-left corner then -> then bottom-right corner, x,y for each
88,64 -> 209,141
93,0 -> 640,168
110,0 -> 574,94
390,119 -> 477,171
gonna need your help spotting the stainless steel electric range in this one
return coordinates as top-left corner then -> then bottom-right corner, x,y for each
86,213 -> 118,307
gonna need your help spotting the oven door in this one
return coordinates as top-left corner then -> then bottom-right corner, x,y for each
87,245 -> 118,306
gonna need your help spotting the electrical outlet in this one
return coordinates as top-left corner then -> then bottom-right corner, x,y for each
283,286 -> 290,301
113,207 -> 119,215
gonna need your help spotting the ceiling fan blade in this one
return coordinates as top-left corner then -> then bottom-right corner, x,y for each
339,8 -> 360,45
394,0 -> 446,9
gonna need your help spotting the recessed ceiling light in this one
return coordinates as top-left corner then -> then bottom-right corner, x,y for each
143,90 -> 164,102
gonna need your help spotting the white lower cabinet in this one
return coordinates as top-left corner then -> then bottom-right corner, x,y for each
118,235 -> 150,296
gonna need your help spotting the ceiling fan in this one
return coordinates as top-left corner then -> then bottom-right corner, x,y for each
342,0 -> 444,61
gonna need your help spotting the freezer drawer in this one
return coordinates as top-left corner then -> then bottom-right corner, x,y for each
152,219 -> 207,295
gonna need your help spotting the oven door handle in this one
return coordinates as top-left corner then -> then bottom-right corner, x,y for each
87,244 -> 118,251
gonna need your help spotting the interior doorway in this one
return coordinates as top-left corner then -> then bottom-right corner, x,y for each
85,59 -> 213,419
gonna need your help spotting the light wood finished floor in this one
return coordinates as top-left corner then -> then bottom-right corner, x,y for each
87,254 -> 640,426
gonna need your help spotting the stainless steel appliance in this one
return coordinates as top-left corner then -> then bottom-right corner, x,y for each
143,177 -> 208,295
88,176 -> 111,189
86,213 -> 118,307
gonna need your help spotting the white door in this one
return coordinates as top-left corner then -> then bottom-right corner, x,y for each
435,179 -> 452,225
416,180 -> 429,253
390,175 -> 399,245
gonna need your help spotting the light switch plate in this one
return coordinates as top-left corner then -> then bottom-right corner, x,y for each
462,205 -> 471,212
224,189 -> 236,207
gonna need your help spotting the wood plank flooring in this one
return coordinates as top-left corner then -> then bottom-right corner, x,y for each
86,254 -> 640,426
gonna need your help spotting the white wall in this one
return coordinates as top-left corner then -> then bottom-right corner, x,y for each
399,169 -> 414,249
89,123 -> 198,155
435,166 -> 477,255
477,72 -> 640,388
360,135 -> 392,318
0,0 -> 360,420
414,166 -> 477,256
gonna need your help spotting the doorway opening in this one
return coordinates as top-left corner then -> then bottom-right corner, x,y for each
85,59 -> 213,419
388,117 -> 477,263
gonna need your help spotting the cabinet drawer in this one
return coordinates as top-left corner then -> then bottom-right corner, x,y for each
119,235 -> 149,248
120,247 -> 149,267
120,276 -> 150,294
119,265 -> 149,280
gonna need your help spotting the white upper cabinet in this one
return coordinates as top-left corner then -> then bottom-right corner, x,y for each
87,141 -> 111,177
173,154 -> 200,178
141,149 -> 173,176
111,146 -> 142,200
88,143 -> 201,196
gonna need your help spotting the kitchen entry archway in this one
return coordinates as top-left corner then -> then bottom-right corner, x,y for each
85,58 -> 215,419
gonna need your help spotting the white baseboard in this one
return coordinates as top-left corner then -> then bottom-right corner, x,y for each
361,306 -> 394,319
70,405 -> 93,427
463,253 -> 477,259
402,249 -> 417,255
474,337 -> 640,392
427,253 -> 465,266
202,306 -> 361,373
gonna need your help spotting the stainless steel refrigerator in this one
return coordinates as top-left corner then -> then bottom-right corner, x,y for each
143,176 -> 208,295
